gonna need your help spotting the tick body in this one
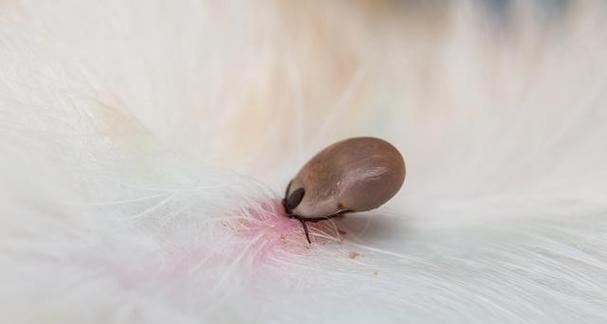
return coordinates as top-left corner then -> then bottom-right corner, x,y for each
283,137 -> 406,243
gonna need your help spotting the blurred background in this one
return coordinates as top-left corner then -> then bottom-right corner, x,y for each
1,1 -> 606,323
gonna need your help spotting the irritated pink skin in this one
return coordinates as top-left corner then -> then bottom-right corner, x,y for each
235,199 -> 341,260
237,200 -> 301,241
106,199 -> 343,285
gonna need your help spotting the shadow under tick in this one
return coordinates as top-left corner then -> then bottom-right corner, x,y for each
335,212 -> 413,244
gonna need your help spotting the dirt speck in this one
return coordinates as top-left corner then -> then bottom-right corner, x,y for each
349,251 -> 361,259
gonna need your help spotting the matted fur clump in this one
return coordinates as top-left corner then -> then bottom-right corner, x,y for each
1,1 -> 607,323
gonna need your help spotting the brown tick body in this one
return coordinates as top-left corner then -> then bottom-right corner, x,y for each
282,137 -> 406,243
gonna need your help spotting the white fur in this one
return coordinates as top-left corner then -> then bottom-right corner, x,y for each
1,1 -> 607,323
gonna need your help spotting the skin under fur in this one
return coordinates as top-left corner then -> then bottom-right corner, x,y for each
1,1 -> 607,323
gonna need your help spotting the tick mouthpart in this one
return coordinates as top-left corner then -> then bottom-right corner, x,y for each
281,196 -> 292,215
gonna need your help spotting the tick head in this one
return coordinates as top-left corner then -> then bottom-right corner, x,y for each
283,186 -> 305,214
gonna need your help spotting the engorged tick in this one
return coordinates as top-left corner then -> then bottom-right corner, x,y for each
282,137 -> 406,243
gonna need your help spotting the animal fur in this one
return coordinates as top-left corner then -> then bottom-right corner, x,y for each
1,1 -> 607,323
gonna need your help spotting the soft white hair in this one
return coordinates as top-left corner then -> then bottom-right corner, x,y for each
1,1 -> 607,323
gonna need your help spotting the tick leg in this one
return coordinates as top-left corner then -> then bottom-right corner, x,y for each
285,214 -> 313,243
285,211 -> 352,244
297,218 -> 312,244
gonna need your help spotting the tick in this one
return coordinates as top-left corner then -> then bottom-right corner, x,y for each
282,137 -> 406,243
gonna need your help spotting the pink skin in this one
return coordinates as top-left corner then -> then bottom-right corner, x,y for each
160,200 -> 342,280
235,199 -> 342,252
102,199 -> 343,286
